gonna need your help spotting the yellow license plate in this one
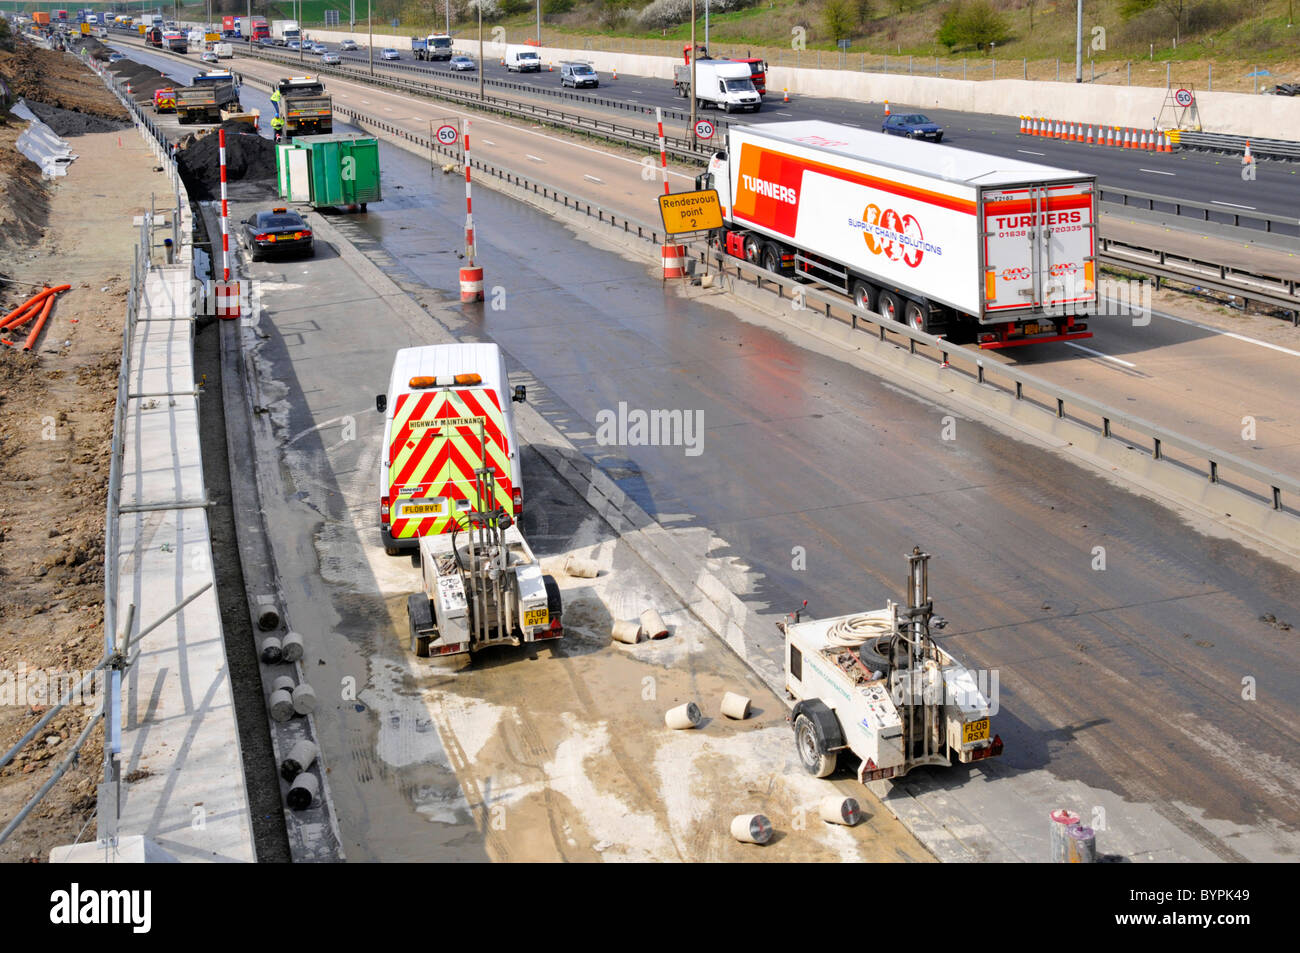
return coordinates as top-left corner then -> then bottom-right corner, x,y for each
1022,323 -> 1040,336
402,503 -> 442,515
524,608 -> 548,627
962,718 -> 990,745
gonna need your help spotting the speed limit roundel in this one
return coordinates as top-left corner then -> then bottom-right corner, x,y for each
436,124 -> 459,145
694,119 -> 715,140
1174,88 -> 1194,107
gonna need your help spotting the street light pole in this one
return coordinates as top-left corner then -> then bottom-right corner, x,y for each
704,0 -> 708,52
1075,0 -> 1083,83
478,4 -> 484,100
689,0 -> 696,144
536,0 -> 540,46
368,0 -> 373,74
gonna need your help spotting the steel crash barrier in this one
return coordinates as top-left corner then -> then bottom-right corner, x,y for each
1099,185 -> 1300,242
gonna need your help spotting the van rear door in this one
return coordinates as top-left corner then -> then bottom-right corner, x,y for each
386,386 -> 515,542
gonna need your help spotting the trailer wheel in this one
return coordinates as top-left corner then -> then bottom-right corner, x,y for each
760,244 -> 781,273
543,574 -> 562,623
851,280 -> 875,313
407,593 -> 433,658
904,299 -> 927,333
744,236 -> 762,266
794,714 -> 838,778
877,290 -> 903,323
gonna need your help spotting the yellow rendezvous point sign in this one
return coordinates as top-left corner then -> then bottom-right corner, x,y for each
658,189 -> 723,235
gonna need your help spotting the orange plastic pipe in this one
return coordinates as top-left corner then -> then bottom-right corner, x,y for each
1,288 -> 55,327
0,303 -> 41,331
22,293 -> 57,351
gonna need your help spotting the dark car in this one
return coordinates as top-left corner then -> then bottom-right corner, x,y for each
882,113 -> 944,142
241,208 -> 314,262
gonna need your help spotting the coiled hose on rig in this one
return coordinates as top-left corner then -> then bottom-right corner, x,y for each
826,610 -> 895,647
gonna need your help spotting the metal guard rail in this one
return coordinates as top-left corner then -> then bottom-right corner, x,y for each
1175,130 -> 1300,162
343,103 -> 1299,523
1098,185 -> 1300,239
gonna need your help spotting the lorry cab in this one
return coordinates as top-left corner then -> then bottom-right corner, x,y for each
376,343 -> 527,555
505,45 -> 541,72
712,63 -> 761,112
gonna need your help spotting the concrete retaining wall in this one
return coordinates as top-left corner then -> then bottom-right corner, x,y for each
301,28 -> 1300,139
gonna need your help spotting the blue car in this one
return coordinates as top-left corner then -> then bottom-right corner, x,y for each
882,113 -> 943,142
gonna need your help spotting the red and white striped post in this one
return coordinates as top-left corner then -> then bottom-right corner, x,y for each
656,106 -> 668,196
217,129 -> 239,318
459,119 -> 484,302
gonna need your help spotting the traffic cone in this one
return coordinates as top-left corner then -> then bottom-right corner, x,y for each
1122,128 -> 1132,149
1105,126 -> 1114,147
1072,123 -> 1081,142
1019,115 -> 1026,134
1243,140 -> 1254,164
1145,129 -> 1155,150
1160,130 -> 1172,153
1086,125 -> 1095,144
783,87 -> 789,103
884,100 -> 890,116
612,67 -> 617,79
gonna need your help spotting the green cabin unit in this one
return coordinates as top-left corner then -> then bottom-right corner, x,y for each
276,134 -> 381,210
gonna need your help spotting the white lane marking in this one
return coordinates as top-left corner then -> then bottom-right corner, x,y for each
482,139 -> 496,145
1017,149 -> 1045,156
584,174 -> 604,183
384,106 -> 392,111
1139,167 -> 1175,175
1155,311 -> 1300,358
1064,341 -> 1138,368
526,154 -> 544,162
361,99 -> 370,104
1212,200 -> 1257,210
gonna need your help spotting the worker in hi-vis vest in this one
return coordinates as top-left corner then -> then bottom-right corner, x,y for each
270,86 -> 281,117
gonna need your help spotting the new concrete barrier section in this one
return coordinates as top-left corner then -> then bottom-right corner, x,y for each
299,28 -> 1300,140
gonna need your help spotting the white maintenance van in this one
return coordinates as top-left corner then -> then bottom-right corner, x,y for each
781,547 -> 1002,783
673,58 -> 761,113
504,44 -> 542,72
697,120 -> 1098,348
376,344 -> 559,659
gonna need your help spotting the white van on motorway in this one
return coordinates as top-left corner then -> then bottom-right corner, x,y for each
504,44 -> 542,72
560,61 -> 598,88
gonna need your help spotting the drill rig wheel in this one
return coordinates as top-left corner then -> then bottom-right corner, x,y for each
794,714 -> 838,778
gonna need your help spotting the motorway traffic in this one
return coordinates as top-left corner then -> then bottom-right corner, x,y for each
75,29 -> 1300,864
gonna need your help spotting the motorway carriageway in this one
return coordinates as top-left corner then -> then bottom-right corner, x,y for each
117,43 -> 1300,861
125,38 -> 1300,477
298,38 -> 1300,227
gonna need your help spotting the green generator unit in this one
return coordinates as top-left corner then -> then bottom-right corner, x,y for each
276,134 -> 381,210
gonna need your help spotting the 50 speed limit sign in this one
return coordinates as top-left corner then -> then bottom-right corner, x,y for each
1174,88 -> 1194,107
436,124 -> 459,145
694,119 -> 715,140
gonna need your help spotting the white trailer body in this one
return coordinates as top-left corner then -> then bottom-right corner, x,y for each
271,19 -> 300,42
703,120 -> 1097,348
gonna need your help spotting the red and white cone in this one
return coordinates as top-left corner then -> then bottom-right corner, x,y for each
459,266 -> 484,302
661,244 -> 686,280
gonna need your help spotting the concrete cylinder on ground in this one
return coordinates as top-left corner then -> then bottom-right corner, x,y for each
1067,825 -> 1097,863
292,682 -> 317,715
1050,808 -> 1082,862
564,555 -> 599,578
269,689 -> 295,723
639,608 -> 668,640
459,266 -> 484,302
281,630 -> 304,662
611,619 -> 641,644
280,740 -> 319,781
272,675 -> 295,693
286,771 -> 319,811
720,692 -> 751,720
260,636 -> 283,664
730,813 -> 773,845
819,796 -> 862,826
665,701 -> 702,730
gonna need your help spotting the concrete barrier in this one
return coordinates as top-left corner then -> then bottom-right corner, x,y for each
299,28 -> 1300,139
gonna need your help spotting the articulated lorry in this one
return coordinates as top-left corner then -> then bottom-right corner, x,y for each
697,120 -> 1097,348
275,76 -> 333,137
